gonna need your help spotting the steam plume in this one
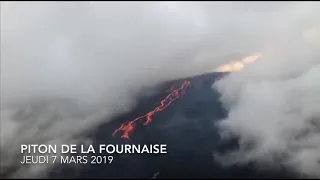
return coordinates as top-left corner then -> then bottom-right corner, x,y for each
213,2 -> 320,177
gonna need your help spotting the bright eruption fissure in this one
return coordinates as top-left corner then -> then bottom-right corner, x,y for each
112,80 -> 191,139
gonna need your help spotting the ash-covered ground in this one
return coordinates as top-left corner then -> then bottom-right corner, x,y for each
48,72 -> 296,179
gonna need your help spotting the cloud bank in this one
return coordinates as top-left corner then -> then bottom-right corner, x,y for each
0,1 -> 319,178
213,2 -> 320,178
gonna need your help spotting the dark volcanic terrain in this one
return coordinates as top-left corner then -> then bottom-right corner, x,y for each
50,72 -> 295,179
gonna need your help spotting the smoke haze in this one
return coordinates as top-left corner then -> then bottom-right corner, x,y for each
0,1 -> 319,178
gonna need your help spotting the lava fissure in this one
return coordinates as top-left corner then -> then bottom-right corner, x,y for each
112,80 -> 191,139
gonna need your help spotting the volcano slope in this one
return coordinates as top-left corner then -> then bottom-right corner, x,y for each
49,72 -> 296,179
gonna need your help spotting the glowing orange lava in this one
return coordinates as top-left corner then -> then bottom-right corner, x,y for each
112,80 -> 191,139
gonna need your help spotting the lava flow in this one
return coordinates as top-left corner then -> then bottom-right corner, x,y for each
112,80 -> 191,139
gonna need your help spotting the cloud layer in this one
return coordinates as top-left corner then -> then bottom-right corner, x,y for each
213,2 -> 320,178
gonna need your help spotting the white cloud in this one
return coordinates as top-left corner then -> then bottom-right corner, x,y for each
213,2 -> 320,177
